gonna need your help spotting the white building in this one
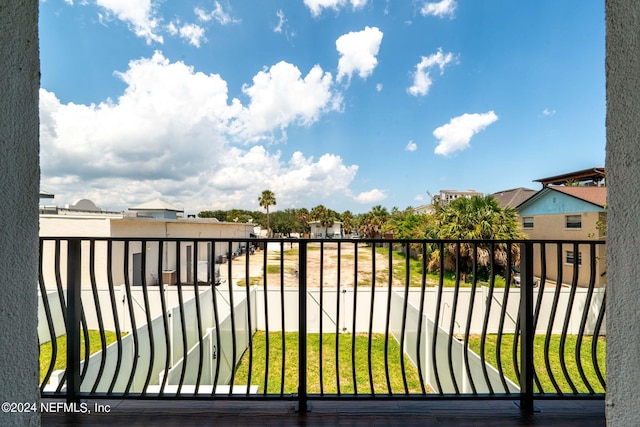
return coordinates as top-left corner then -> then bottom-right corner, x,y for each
309,221 -> 343,239
432,189 -> 483,205
40,199 -> 254,288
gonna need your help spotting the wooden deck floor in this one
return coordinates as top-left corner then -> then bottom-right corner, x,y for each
41,398 -> 605,426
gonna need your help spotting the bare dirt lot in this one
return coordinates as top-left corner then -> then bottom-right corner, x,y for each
221,241 -> 402,288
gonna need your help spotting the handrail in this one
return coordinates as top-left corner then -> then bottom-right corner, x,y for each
38,237 -> 606,411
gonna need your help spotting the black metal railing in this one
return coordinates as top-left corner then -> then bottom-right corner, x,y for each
38,238 -> 606,412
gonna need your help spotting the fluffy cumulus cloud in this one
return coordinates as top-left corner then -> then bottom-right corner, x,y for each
355,189 -> 387,204
304,0 -> 368,17
231,61 -> 342,141
433,111 -> 499,156
420,0 -> 457,18
336,26 -> 384,83
96,0 -> 163,44
40,52 -> 356,212
405,140 -> 417,152
408,48 -> 455,96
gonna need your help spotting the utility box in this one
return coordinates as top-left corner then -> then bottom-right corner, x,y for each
162,270 -> 177,286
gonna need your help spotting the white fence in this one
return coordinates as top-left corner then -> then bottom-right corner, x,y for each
39,285 -> 604,394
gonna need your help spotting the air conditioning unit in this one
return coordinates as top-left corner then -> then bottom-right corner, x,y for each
162,270 -> 177,286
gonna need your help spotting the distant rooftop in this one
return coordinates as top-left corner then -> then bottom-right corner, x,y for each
534,167 -> 605,188
128,199 -> 184,220
129,199 -> 184,213
549,186 -> 607,208
491,187 -> 536,209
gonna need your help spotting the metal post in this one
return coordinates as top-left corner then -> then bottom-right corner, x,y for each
297,240 -> 309,412
66,239 -> 82,403
519,241 -> 535,412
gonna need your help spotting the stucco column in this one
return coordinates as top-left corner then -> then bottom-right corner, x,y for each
0,1 -> 41,426
606,0 -> 640,425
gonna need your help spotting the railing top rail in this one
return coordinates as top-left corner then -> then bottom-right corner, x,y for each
38,237 -> 606,245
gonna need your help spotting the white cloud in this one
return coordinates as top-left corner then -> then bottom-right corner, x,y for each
405,140 -> 417,152
174,23 -> 206,47
274,9 -> 286,33
420,0 -> 457,18
39,52 -> 356,212
304,0 -> 368,17
336,26 -> 383,83
273,9 -> 295,39
542,108 -> 556,117
376,83 -> 383,92
355,189 -> 387,204
194,2 -> 238,25
433,111 -> 498,156
231,61 -> 342,141
408,48 -> 455,96
96,0 -> 163,44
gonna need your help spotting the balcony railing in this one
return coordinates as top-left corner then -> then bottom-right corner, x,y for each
38,237 -> 606,412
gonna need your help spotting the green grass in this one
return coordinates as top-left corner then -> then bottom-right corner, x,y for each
375,247 -> 508,288
39,330 -> 121,383
266,265 -> 281,274
233,331 -> 430,394
467,334 -> 606,394
237,276 -> 262,287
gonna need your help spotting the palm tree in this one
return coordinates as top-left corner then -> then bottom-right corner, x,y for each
311,205 -> 336,237
428,195 -> 525,278
340,210 -> 355,236
258,190 -> 276,237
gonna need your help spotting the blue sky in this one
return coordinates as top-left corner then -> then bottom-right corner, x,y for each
39,0 -> 605,215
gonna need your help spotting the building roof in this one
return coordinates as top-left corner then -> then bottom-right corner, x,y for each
534,167 -> 605,187
128,199 -> 184,212
39,190 -> 55,199
516,185 -> 607,212
549,186 -> 607,208
491,187 -> 536,208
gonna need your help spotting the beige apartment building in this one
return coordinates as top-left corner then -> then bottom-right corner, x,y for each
516,185 -> 606,287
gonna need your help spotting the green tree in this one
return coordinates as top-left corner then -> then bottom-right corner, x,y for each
258,190 -> 276,237
225,209 -> 255,223
357,205 -> 389,239
198,210 -> 226,221
428,195 -> 525,279
295,208 -> 311,234
270,210 -> 298,236
387,207 -> 432,240
340,210 -> 355,235
311,204 -> 337,237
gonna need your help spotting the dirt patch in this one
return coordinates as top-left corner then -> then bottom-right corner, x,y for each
221,242 -> 402,288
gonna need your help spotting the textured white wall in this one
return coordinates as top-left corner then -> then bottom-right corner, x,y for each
606,0 -> 640,424
0,1 -> 41,426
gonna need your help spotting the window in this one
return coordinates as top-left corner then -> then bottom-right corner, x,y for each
566,251 -> 582,266
566,215 -> 582,229
522,217 -> 534,229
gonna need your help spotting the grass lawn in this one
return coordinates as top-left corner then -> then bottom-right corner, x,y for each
467,334 -> 606,394
40,330 -> 121,383
233,331 -> 430,395
375,247 -> 508,288
236,276 -> 262,286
